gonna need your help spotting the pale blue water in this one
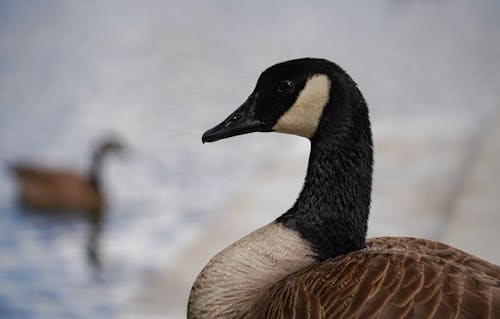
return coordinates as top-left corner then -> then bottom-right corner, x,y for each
0,1 -> 499,318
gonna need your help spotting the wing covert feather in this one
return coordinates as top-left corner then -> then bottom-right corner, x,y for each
251,237 -> 500,319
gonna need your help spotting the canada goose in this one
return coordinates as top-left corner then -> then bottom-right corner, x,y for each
9,138 -> 123,212
189,58 -> 500,318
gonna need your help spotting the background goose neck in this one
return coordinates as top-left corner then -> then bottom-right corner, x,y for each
89,148 -> 106,191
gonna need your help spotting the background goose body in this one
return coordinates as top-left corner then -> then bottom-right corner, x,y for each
11,165 -> 102,211
9,138 -> 122,212
190,58 -> 500,318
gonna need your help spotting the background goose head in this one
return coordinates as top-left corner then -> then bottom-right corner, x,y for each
202,58 -> 370,145
95,138 -> 124,156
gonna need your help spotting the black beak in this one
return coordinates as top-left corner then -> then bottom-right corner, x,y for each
202,94 -> 266,143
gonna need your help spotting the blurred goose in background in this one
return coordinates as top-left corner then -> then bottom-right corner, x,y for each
9,137 -> 124,269
9,138 -> 123,212
189,58 -> 500,318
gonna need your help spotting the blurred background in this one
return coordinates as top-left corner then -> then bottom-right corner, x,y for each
0,1 -> 499,318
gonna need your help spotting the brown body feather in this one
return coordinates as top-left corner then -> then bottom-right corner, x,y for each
12,165 -> 102,212
253,237 -> 500,319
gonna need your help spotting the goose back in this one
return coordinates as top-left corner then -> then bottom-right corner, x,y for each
12,164 -> 102,211
252,237 -> 500,318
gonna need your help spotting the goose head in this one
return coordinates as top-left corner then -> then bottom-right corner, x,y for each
202,58 -> 367,143
95,138 -> 124,157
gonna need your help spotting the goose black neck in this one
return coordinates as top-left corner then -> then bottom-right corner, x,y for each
89,149 -> 105,191
277,80 -> 373,261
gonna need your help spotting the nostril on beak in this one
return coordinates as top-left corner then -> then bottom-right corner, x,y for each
225,114 -> 241,127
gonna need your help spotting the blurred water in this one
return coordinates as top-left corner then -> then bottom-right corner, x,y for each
0,1 -> 499,318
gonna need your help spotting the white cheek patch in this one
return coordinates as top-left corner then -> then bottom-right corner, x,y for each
273,74 -> 331,138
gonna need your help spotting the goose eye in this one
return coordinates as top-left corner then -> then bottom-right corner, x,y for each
278,80 -> 295,94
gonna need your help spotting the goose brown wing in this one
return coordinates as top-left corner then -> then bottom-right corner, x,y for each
11,165 -> 100,210
252,237 -> 500,319
367,237 -> 500,279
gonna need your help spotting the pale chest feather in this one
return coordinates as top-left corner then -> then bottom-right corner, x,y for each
188,222 -> 315,319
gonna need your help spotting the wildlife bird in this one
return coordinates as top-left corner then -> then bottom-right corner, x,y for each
9,137 -> 123,268
189,58 -> 500,318
9,138 -> 123,212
